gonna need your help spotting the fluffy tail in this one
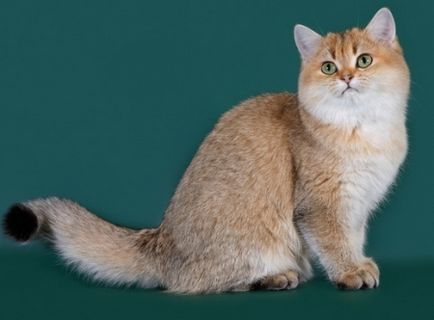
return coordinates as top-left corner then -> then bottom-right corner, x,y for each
2,197 -> 161,287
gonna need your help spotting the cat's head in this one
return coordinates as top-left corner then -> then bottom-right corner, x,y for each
294,8 -> 410,126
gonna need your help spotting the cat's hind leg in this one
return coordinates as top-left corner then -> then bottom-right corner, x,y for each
229,270 -> 299,292
252,270 -> 300,290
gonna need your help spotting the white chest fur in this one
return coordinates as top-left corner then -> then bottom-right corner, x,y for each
339,121 -> 408,230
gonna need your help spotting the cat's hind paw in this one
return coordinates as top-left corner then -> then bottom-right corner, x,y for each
253,270 -> 300,290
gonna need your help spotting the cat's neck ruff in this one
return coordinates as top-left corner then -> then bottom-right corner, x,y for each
298,90 -> 408,156
299,89 -> 407,130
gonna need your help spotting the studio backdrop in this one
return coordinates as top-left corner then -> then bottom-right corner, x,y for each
0,1 -> 432,319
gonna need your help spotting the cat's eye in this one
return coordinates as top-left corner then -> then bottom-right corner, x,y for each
321,62 -> 337,75
356,54 -> 373,68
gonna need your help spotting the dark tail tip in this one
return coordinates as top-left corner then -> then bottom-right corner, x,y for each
3,204 -> 38,242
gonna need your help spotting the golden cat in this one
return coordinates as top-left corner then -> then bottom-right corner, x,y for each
3,8 -> 409,293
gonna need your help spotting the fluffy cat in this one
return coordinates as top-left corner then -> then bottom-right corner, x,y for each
3,8 -> 409,293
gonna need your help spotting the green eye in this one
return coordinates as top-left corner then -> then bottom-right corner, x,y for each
357,54 -> 373,68
321,62 -> 337,75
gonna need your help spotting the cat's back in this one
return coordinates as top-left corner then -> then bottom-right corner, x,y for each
176,91 -> 301,182
187,92 -> 301,180
163,92 -> 300,237
216,92 -> 299,135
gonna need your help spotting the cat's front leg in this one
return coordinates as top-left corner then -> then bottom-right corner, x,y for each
297,207 -> 379,290
335,257 -> 379,290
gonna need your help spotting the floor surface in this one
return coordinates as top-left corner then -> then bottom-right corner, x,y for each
1,246 -> 433,320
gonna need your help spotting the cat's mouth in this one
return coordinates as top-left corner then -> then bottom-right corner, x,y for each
341,86 -> 358,96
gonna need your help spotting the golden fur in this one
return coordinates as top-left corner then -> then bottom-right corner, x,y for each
3,8 -> 409,294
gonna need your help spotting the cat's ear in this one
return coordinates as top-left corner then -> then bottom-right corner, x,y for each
366,8 -> 396,44
294,24 -> 322,61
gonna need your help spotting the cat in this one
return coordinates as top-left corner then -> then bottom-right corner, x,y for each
3,8 -> 409,294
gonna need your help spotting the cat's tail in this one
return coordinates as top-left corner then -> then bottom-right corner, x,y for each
2,197 -> 162,288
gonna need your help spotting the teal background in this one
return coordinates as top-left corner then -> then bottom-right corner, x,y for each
0,0 -> 432,319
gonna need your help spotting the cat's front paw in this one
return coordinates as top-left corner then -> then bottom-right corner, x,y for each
335,259 -> 380,290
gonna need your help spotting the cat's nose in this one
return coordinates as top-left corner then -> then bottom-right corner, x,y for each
341,74 -> 354,84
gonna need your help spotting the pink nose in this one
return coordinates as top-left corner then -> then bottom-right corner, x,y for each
341,74 -> 353,84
